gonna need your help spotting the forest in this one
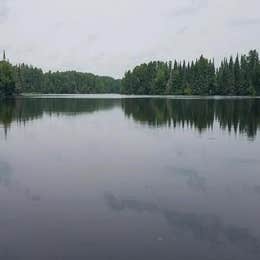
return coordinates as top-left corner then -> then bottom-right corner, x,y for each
0,56 -> 120,98
13,64 -> 121,94
0,60 -> 17,99
1,49 -> 260,97
121,50 -> 260,95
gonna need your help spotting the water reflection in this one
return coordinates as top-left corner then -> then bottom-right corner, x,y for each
0,97 -> 260,139
253,186 -> 260,194
0,96 -> 259,259
0,98 -> 120,136
122,98 -> 260,138
105,192 -> 260,255
169,167 -> 207,192
0,161 -> 12,187
0,161 -> 41,201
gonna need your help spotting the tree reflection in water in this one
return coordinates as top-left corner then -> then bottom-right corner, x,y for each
1,97 -> 260,139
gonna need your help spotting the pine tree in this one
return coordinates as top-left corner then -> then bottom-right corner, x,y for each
234,55 -> 242,95
0,60 -> 16,98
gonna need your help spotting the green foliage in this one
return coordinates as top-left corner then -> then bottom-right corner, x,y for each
183,87 -> 192,95
1,49 -> 259,96
0,61 -> 16,99
13,64 -> 121,94
122,50 -> 260,96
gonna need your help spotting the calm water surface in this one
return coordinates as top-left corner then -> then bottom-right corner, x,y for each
0,95 -> 260,260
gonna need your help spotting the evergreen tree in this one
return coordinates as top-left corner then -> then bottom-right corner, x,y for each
121,50 -> 260,96
234,55 -> 241,95
0,60 -> 16,98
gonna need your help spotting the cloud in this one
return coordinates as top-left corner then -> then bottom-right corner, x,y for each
1,0 -> 260,77
86,33 -> 99,45
0,0 -> 9,23
230,18 -> 260,27
176,26 -> 189,35
170,0 -> 208,17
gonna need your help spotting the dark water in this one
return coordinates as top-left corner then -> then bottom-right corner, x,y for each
0,95 -> 260,260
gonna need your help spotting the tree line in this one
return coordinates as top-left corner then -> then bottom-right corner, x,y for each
13,64 -> 121,94
0,60 -> 17,99
1,49 -> 260,98
0,56 -> 121,98
121,50 -> 260,95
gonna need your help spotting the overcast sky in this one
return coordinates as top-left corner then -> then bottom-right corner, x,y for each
1,0 -> 260,78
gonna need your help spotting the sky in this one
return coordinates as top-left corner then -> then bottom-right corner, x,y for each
1,0 -> 260,78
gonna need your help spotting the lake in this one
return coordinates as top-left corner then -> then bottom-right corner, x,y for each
0,95 -> 260,260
